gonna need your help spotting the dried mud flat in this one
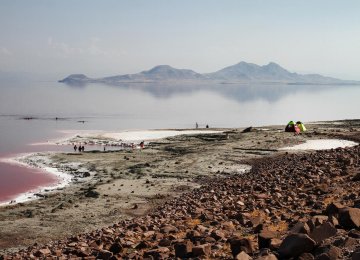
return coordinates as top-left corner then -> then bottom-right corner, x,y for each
1,120 -> 360,259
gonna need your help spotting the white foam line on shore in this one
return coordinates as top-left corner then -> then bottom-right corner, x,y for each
0,153 -> 73,206
280,139 -> 358,151
102,130 -> 222,142
34,129 -> 223,146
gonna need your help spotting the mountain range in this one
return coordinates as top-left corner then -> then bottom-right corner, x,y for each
59,62 -> 359,85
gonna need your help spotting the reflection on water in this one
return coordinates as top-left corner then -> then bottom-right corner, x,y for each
63,81 -> 346,102
0,80 -> 359,203
0,81 -> 359,129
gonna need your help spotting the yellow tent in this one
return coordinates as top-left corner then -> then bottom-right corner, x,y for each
296,121 -> 307,132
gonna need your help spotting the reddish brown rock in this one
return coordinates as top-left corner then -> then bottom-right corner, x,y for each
160,224 -> 178,233
352,249 -> 360,260
174,240 -> 193,258
109,242 -> 122,254
328,215 -> 339,226
236,251 -> 252,260
258,230 -> 278,249
143,247 -> 170,259
76,247 -> 92,257
192,244 -> 211,257
229,238 -> 254,257
97,250 -> 113,260
290,222 -> 311,234
327,245 -> 342,259
325,202 -> 345,216
143,230 -> 155,238
269,238 -> 282,251
343,237 -> 358,247
211,230 -> 226,240
256,253 -> 278,260
349,229 -> 360,238
338,207 -> 360,229
298,252 -> 315,260
352,171 -> 360,181
309,222 -> 337,244
33,248 -> 51,257
158,238 -> 171,246
278,233 -> 316,258
135,240 -> 149,250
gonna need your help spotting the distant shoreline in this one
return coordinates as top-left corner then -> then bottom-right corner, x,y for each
59,62 -> 360,86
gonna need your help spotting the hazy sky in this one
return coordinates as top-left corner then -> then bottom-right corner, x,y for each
1,0 -> 360,80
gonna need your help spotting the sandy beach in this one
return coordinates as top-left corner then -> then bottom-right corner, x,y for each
1,120 -> 360,258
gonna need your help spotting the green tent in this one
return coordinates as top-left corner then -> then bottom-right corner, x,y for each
285,121 -> 295,132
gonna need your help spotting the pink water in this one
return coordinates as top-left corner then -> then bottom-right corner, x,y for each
0,162 -> 58,203
0,116 -> 123,204
0,144 -> 72,204
0,116 -> 108,204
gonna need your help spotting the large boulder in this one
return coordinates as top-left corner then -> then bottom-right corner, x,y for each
278,233 -> 316,258
325,202 -> 345,216
258,230 -> 279,249
174,240 -> 193,258
192,244 -> 211,257
229,237 -> 255,257
309,222 -> 337,244
289,222 -> 311,235
338,207 -> 360,229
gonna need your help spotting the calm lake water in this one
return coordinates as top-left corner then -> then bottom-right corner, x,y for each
0,80 -> 359,203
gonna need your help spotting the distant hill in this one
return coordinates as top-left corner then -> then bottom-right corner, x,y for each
59,62 -> 359,85
100,65 -> 205,83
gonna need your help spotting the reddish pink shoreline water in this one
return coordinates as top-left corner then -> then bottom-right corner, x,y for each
0,162 -> 58,203
0,145 -> 121,204
0,144 -> 71,204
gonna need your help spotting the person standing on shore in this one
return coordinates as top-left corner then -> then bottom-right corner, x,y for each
74,145 -> 77,152
196,122 -> 198,129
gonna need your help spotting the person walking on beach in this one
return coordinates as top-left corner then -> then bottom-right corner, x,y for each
74,145 -> 77,152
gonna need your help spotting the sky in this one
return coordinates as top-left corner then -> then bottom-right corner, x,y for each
1,0 -> 360,80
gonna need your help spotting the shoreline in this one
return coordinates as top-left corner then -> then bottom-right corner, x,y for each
0,129 -> 223,206
0,129 -> 358,207
0,120 -> 359,256
0,153 -> 73,206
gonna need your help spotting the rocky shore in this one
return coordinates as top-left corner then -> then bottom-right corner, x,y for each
1,121 -> 360,259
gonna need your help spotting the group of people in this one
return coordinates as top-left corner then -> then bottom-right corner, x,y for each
73,145 -> 85,152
